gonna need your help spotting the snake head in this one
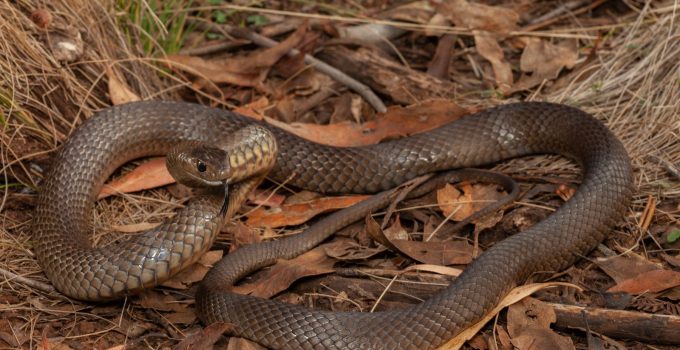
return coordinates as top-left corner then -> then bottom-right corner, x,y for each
167,141 -> 231,188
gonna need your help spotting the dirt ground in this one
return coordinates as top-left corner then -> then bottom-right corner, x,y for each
1,1 -> 679,349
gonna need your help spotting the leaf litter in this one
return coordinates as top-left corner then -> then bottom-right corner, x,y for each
1,1 -> 679,349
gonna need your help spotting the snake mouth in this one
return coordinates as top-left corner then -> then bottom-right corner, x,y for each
180,169 -> 223,188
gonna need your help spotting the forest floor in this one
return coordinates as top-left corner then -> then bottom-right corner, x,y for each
1,1 -> 679,349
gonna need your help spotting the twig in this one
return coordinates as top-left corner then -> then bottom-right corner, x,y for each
179,39 -> 250,56
523,0 -> 609,32
0,266 -> 56,294
550,302 -> 680,344
189,19 -> 387,113
647,155 -> 680,181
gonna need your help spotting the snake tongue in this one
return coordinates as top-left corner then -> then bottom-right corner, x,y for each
219,181 -> 229,217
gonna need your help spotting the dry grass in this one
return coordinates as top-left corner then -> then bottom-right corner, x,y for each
0,0 -> 679,349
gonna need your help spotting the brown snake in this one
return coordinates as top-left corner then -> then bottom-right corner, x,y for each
33,101 -> 633,349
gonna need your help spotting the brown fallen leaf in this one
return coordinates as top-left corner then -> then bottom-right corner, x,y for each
437,282 -> 581,350
436,182 -> 506,238
467,334 -> 487,350
232,96 -> 270,121
607,269 -> 680,294
366,216 -> 475,265
427,34 -> 457,79
167,25 -> 307,87
136,291 -> 198,325
264,99 -> 470,147
164,310 -> 197,325
233,245 -> 335,298
227,222 -> 262,251
249,188 -> 286,207
323,238 -> 387,261
507,297 -> 575,350
0,319 -> 27,347
391,239 -> 475,265
106,66 -> 140,105
595,251 -> 662,283
511,38 -> 578,92
437,183 -> 505,222
402,264 -> 463,277
137,290 -> 186,312
246,195 -> 370,228
98,157 -> 174,199
473,32 -> 513,90
227,337 -> 267,350
436,0 -> 519,33
435,0 -> 518,90
173,322 -> 232,350
161,250 -> 224,290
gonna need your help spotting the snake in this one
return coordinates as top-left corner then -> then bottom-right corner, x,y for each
32,100 -> 633,349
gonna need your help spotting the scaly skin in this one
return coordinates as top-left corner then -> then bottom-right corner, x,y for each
33,101 -> 633,349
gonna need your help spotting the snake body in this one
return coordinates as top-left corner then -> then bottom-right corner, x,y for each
33,101 -> 633,349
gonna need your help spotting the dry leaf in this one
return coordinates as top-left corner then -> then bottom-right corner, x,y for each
227,222 -> 262,251
98,157 -> 174,199
233,245 -> 335,298
167,25 -> 307,87
0,319 -> 27,347
437,182 -> 505,226
173,322 -> 232,350
246,195 -> 370,228
383,216 -> 409,241
324,239 -> 387,260
402,264 -> 463,277
595,251 -> 662,283
249,188 -> 286,207
437,282 -> 581,350
227,337 -> 267,350
137,292 -> 197,327
137,291 -> 185,312
233,96 -> 270,120
607,269 -> 680,294
366,216 -> 475,265
474,32 -> 513,90
435,0 -> 517,90
507,297 -> 575,350
512,38 -> 578,92
106,66 -> 140,105
264,99 -> 469,147
436,0 -> 519,33
467,335 -> 487,350
165,311 -> 197,325
391,239 -> 475,265
508,297 -> 557,332
161,250 -> 224,289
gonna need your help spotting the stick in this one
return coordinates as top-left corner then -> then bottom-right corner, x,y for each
190,20 -> 387,113
0,266 -> 56,294
549,302 -> 680,344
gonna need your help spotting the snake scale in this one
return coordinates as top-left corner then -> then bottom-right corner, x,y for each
33,101 -> 633,349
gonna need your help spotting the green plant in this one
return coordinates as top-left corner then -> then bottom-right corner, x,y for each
117,0 -> 195,55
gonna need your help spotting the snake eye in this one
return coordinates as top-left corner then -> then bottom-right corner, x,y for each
197,160 -> 207,173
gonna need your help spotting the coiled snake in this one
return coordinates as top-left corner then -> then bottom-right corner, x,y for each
33,101 -> 633,349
